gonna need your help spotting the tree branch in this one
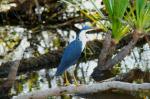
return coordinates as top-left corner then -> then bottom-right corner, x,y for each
100,68 -> 149,83
104,37 -> 138,70
91,30 -> 141,81
104,31 -> 141,70
13,81 -> 150,99
98,32 -> 112,68
0,60 -> 20,97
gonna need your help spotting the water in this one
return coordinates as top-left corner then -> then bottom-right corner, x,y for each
0,26 -> 150,99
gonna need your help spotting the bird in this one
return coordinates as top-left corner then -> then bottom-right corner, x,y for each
55,26 -> 93,84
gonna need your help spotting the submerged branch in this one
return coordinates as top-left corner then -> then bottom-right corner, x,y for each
13,81 -> 150,99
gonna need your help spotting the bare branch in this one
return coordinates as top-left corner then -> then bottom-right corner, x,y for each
100,68 -> 147,83
98,32 -> 112,68
91,31 -> 141,81
0,60 -> 20,94
104,31 -> 141,70
13,81 -> 150,99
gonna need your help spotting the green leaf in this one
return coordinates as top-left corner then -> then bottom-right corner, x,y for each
136,0 -> 145,19
135,0 -> 150,32
115,25 -> 130,43
103,0 -> 129,42
103,0 -> 113,19
113,0 -> 129,19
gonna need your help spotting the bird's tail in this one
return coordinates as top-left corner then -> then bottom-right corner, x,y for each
55,64 -> 68,76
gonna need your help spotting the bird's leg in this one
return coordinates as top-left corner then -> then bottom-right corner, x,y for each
72,65 -> 80,86
73,71 -> 79,86
64,71 -> 70,86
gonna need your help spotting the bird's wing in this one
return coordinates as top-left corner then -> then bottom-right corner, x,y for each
55,40 -> 82,76
61,40 -> 82,66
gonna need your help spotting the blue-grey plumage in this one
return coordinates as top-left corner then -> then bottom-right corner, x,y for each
55,26 -> 92,76
55,40 -> 82,76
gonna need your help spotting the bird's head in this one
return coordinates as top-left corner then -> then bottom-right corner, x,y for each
77,25 -> 93,40
81,25 -> 91,30
75,25 -> 93,48
77,25 -> 91,35
80,25 -> 92,32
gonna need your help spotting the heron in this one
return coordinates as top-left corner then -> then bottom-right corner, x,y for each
55,26 -> 93,85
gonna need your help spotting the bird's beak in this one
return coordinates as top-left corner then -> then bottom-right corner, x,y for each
85,28 -> 97,38
86,27 -> 100,34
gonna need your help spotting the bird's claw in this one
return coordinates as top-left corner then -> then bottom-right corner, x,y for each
64,82 -> 70,86
64,80 -> 70,86
74,81 -> 79,86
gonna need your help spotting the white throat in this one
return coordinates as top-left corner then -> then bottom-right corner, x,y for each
78,30 -> 87,51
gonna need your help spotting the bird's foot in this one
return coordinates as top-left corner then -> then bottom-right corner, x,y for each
73,74 -> 80,86
64,79 -> 71,86
74,80 -> 79,86
64,71 -> 71,86
64,82 -> 70,86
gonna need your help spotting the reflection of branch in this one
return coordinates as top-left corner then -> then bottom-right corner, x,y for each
13,81 -> 150,99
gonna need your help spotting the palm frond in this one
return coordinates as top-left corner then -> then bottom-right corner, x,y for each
103,0 -> 129,42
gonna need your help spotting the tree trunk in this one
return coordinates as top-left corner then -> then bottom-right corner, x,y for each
92,30 -> 141,81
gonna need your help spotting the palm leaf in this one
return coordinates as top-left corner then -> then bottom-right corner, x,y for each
135,0 -> 150,32
136,0 -> 145,19
113,0 -> 129,19
103,0 -> 113,19
103,0 -> 129,42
